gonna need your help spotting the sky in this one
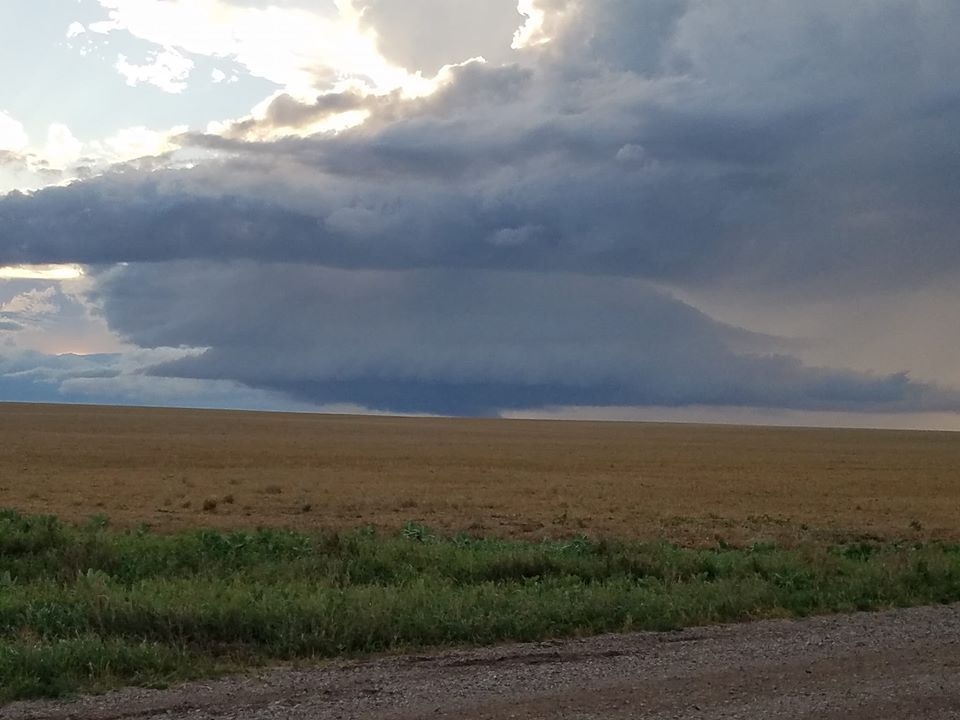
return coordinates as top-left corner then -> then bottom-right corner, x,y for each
1,0 -> 960,429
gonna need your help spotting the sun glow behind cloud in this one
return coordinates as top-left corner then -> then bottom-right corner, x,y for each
84,0 -> 440,98
13,0 -> 556,189
0,265 -> 85,281
512,0 -> 550,49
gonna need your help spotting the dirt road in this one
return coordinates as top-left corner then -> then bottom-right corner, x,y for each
7,604 -> 960,720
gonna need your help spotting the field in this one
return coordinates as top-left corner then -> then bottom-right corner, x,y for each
4,402 -> 960,703
2,402 -> 960,545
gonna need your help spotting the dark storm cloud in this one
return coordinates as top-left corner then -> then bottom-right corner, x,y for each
88,261 -> 960,415
2,0 -> 960,415
3,5 -> 958,288
0,182 -> 327,264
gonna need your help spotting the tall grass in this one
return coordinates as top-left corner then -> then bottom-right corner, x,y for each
2,509 -> 960,702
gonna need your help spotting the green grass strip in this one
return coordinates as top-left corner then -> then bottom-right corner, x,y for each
2,510 -> 960,702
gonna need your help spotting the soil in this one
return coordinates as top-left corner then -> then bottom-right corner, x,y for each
7,604 -> 960,719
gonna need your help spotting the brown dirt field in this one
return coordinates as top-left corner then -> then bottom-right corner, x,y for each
1,402 -> 960,545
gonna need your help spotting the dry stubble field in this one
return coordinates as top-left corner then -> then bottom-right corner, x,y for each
2,402 -> 960,545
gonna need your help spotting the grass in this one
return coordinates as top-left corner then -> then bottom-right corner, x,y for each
3,510 -> 960,703
4,403 -> 960,545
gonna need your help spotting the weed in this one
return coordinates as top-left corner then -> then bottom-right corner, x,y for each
86,514 -> 110,531
401,521 -> 434,542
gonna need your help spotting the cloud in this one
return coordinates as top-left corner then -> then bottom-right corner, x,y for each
211,68 -> 235,84
0,117 -> 182,196
3,0 -> 960,417
116,47 -> 195,93
206,57 -> 526,140
92,125 -> 188,163
0,111 -> 28,152
0,287 -> 61,326
353,0 -> 522,74
0,150 -> 23,166
0,123 -> 85,195
505,405 -> 960,433
0,346 -> 307,410
66,22 -> 86,39
82,261 -> 960,416
5,4 -> 958,289
43,124 -> 83,167
212,88 -> 374,140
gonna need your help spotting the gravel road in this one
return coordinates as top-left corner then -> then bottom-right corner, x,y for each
7,604 -> 960,720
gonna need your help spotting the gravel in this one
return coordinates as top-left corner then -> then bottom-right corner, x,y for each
6,604 -> 960,720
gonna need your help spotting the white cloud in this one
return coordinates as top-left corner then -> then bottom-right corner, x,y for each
0,111 -> 28,152
116,46 -> 195,93
1,118 -> 189,195
44,124 -> 83,166
0,287 -> 59,320
0,118 -> 83,195
66,21 -> 86,38
615,143 -> 646,164
211,68 -> 227,83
